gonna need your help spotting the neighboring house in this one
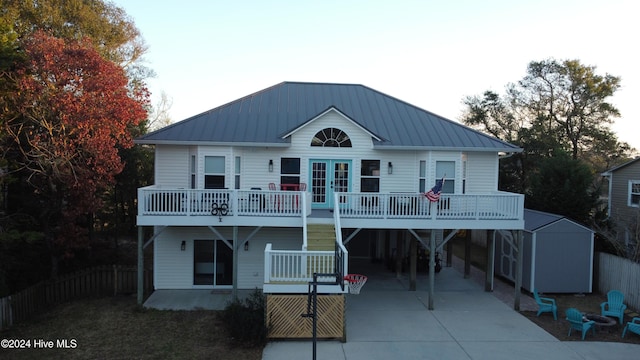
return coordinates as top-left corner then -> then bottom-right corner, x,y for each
135,82 -> 525,334
602,157 -> 640,247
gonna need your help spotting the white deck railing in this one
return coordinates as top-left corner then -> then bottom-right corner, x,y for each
137,187 -> 523,221
137,187 -> 311,217
336,192 -> 524,220
263,244 -> 347,284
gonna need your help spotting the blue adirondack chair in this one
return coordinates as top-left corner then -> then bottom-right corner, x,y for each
600,290 -> 626,324
622,317 -> 640,338
533,289 -> 557,320
566,308 -> 595,340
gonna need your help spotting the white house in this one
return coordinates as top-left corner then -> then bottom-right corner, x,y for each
135,82 -> 525,333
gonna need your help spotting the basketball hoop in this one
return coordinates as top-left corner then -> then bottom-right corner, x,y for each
344,274 -> 367,294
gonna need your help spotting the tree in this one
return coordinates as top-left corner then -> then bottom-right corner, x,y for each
147,91 -> 174,131
527,151 -> 598,224
462,59 -> 633,225
1,0 -> 148,68
509,59 -> 624,161
2,31 -> 149,275
463,59 -> 631,166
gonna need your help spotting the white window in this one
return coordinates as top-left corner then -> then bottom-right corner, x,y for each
435,161 -> 455,193
361,160 -> 380,192
204,156 -> 225,189
190,155 -> 196,189
630,180 -> 640,207
234,157 -> 241,189
418,160 -> 426,192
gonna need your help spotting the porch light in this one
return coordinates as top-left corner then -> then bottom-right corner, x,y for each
269,159 -> 273,172
388,162 -> 393,174
181,240 -> 186,251
244,241 -> 249,251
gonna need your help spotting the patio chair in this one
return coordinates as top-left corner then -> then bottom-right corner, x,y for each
622,317 -> 640,338
565,308 -> 595,340
600,290 -> 626,324
533,289 -> 557,320
268,183 -> 277,190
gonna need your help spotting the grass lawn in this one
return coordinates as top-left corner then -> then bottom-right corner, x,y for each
0,296 -> 264,360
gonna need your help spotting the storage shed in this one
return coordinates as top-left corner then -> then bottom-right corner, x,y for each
495,209 -> 594,293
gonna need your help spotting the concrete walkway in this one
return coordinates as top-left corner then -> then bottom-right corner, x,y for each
262,262 -> 640,360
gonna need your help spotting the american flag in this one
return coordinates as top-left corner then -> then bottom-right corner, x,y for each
424,178 -> 444,202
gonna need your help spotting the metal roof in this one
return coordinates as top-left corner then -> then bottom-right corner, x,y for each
523,209 -> 593,233
136,82 -> 522,152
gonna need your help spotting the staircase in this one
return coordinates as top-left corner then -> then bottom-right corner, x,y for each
306,224 -> 336,251
306,224 -> 338,278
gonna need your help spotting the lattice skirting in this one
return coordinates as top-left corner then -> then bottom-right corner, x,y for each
266,294 -> 345,340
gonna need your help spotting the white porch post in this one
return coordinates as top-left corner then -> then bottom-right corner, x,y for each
514,230 -> 523,311
485,230 -> 495,292
232,226 -> 239,300
137,226 -> 144,305
428,229 -> 436,310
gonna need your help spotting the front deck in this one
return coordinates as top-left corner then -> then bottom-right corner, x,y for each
136,187 -> 525,229
137,187 -> 525,295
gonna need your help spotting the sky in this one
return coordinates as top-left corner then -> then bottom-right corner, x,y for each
113,0 -> 638,150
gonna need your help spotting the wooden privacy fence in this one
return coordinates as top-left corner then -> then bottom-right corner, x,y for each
266,294 -> 345,340
597,252 -> 640,312
0,265 -> 152,330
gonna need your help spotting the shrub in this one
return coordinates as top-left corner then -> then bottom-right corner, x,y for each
221,289 -> 268,347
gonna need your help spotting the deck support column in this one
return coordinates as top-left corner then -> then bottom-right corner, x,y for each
137,226 -> 144,305
464,229 -> 471,279
395,230 -> 403,279
232,226 -> 239,300
409,234 -> 417,291
445,239 -> 453,267
485,230 -> 495,292
514,230 -> 523,311
428,229 -> 436,310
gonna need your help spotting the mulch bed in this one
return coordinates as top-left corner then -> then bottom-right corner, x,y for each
520,292 -> 640,344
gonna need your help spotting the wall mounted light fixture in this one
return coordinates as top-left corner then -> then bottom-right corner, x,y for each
181,240 -> 186,251
388,162 -> 393,174
244,241 -> 249,251
268,159 -> 274,172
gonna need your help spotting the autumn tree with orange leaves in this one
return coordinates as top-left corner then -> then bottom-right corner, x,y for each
1,31 -> 149,275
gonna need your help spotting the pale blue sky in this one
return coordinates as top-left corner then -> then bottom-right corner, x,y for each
113,0 -> 638,150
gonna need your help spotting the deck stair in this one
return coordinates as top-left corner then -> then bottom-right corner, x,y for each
306,224 -> 337,251
305,224 -> 338,276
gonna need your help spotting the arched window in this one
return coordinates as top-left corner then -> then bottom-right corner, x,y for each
311,128 -> 352,147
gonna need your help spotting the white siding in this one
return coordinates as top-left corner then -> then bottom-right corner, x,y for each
153,227 -> 303,290
155,145 -> 189,187
465,152 -> 499,192
149,110 -> 507,290
152,112 -> 502,194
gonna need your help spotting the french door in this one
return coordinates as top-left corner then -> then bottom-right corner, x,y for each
193,240 -> 233,288
309,159 -> 351,209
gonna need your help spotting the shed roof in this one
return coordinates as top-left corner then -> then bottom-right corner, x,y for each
136,82 -> 522,152
523,209 -> 593,233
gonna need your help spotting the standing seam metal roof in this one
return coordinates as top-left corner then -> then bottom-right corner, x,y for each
136,81 -> 522,152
